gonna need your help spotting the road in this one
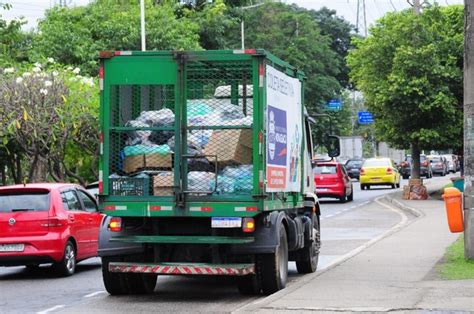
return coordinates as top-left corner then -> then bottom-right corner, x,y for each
0,176 -> 447,314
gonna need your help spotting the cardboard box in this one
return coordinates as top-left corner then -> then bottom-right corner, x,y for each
153,171 -> 174,196
123,153 -> 172,174
205,129 -> 253,165
408,178 -> 423,186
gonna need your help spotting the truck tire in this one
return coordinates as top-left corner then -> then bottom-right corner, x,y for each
237,274 -> 261,295
126,273 -> 157,294
258,224 -> 288,295
296,216 -> 320,274
102,256 -> 129,295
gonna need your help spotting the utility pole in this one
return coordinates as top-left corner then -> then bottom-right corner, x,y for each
463,0 -> 474,259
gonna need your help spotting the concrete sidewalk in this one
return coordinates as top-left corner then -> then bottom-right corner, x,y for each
238,178 -> 474,313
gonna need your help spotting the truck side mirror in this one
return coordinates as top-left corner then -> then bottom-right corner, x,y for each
326,135 -> 340,158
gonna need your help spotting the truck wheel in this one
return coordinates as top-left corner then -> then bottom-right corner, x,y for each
102,256 -> 129,295
237,274 -> 261,295
125,273 -> 157,294
296,216 -> 320,274
258,224 -> 288,295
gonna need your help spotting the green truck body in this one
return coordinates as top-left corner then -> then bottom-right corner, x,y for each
98,49 -> 321,295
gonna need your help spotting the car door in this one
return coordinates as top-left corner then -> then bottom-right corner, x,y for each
60,189 -> 90,260
340,165 -> 352,195
76,189 -> 102,257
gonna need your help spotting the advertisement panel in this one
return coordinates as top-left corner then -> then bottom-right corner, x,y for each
266,65 -> 302,192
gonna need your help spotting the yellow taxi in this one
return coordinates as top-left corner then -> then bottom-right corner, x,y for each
360,157 -> 401,190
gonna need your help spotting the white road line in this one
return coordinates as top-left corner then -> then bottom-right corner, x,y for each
37,305 -> 65,314
84,291 -> 106,298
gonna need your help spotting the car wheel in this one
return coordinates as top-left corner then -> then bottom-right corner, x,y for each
339,194 -> 347,203
366,185 -> 371,190
361,184 -> 365,190
347,187 -> 354,202
402,175 -> 409,180
54,240 -> 76,277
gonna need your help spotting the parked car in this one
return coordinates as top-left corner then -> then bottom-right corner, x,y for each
360,157 -> 401,190
429,155 -> 448,176
313,161 -> 353,202
345,158 -> 364,180
442,154 -> 458,173
86,181 -> 99,199
0,183 -> 103,276
400,154 -> 432,179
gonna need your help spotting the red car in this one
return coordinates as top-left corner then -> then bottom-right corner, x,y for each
313,161 -> 353,202
0,183 -> 103,276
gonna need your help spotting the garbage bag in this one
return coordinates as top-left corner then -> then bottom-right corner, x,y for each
220,106 -> 245,121
123,144 -> 170,157
125,120 -> 151,146
187,102 -> 213,118
210,176 -> 236,194
188,172 -> 215,192
138,109 -> 175,127
187,147 -> 212,172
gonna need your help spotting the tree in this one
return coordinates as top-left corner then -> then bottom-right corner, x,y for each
31,0 -> 201,75
0,61 -> 99,185
0,3 -> 30,64
347,5 -> 463,178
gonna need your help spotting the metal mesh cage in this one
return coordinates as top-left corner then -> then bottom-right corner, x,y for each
108,84 -> 175,196
185,60 -> 254,195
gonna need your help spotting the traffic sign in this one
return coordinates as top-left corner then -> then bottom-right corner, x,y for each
358,111 -> 374,124
326,99 -> 342,111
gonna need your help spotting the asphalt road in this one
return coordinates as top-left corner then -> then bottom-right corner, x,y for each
0,176 -> 450,314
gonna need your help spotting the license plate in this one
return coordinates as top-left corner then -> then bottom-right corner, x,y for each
372,178 -> 381,181
211,217 -> 242,228
0,244 -> 24,252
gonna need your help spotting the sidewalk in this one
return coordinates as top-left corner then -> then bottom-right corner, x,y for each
238,178 -> 474,313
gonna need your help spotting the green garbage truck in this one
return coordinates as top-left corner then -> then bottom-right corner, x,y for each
97,49 -> 339,295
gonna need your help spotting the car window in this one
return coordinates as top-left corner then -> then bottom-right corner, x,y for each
61,190 -> 81,211
340,166 -> 348,175
0,191 -> 50,212
364,159 -> 390,167
314,165 -> 337,174
77,190 -> 97,213
346,160 -> 363,167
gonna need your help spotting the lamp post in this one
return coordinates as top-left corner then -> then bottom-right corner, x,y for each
239,3 -> 265,50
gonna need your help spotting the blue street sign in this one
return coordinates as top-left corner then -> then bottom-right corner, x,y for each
326,99 -> 342,111
358,111 -> 374,124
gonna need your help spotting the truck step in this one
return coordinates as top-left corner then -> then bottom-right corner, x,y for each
109,235 -> 255,244
109,262 -> 255,276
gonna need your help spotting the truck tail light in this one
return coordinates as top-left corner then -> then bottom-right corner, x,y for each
99,66 -> 104,91
108,217 -> 122,232
99,170 -> 103,194
242,218 -> 255,233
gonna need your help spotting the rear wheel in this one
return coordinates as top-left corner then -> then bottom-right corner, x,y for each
258,224 -> 288,295
347,187 -> 354,202
296,216 -> 320,274
361,184 -> 366,190
339,194 -> 347,203
126,273 -> 157,294
237,274 -> 261,295
102,256 -> 129,295
54,240 -> 76,277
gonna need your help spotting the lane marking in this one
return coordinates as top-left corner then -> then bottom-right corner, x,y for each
234,196 -> 412,313
37,305 -> 65,314
83,291 -> 106,298
321,200 -> 371,220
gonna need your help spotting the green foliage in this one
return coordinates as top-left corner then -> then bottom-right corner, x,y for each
31,0 -> 201,75
439,235 -> 474,280
0,4 -> 30,64
348,5 -> 463,152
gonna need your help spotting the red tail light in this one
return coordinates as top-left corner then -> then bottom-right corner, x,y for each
108,217 -> 122,232
422,161 -> 429,167
386,168 -> 393,174
40,217 -> 63,228
242,218 -> 255,233
360,168 -> 365,175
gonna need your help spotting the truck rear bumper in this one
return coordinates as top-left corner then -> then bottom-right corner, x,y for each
109,262 -> 255,276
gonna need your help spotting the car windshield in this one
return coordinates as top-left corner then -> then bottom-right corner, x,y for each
364,159 -> 390,167
431,157 -> 441,162
314,165 -> 337,174
444,155 -> 453,161
346,160 -> 363,167
0,191 -> 50,212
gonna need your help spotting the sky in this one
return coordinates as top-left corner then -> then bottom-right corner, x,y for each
1,0 -> 464,34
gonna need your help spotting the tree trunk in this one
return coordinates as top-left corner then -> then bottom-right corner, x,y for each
0,163 -> 5,186
463,0 -> 474,259
411,143 -> 421,179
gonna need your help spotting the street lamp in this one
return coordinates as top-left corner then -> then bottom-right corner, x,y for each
239,3 -> 265,50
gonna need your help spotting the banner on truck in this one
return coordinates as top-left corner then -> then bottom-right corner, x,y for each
265,65 -> 302,192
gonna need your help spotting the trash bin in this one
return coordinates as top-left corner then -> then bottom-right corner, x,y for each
450,177 -> 464,193
442,187 -> 464,233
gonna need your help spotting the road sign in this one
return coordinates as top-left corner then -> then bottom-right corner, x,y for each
326,99 -> 342,111
358,111 -> 374,124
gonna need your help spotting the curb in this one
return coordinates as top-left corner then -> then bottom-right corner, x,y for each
383,192 -> 423,218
